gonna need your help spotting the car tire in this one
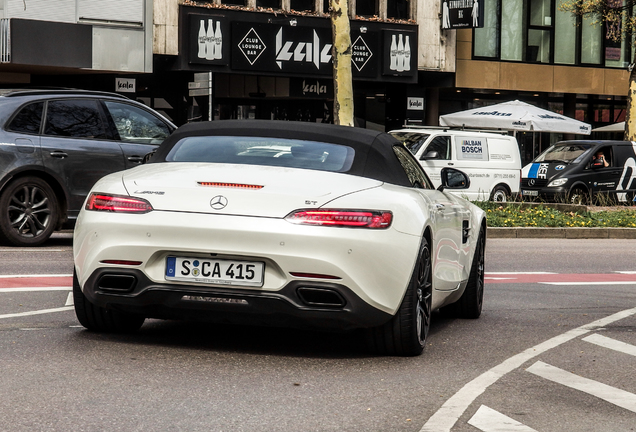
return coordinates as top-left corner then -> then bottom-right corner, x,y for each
569,187 -> 588,205
367,238 -> 432,357
458,226 -> 485,319
73,270 -> 145,333
0,176 -> 59,247
490,185 -> 509,202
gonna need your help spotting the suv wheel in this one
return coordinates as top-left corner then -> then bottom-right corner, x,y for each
0,176 -> 59,246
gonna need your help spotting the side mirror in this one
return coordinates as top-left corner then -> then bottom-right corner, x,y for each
421,150 -> 440,160
437,167 -> 470,192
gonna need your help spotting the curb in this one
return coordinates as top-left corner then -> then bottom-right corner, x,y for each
488,227 -> 636,239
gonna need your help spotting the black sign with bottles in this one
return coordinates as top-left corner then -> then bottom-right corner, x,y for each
184,6 -> 417,83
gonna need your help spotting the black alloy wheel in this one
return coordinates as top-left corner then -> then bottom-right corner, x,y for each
0,176 -> 59,246
367,237 -> 432,357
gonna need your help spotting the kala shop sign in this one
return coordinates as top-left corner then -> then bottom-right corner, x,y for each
187,14 -> 416,81
232,23 -> 335,75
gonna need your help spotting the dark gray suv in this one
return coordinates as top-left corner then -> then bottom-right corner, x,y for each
0,89 -> 176,246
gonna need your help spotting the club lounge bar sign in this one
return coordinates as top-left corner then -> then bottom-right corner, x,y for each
187,12 -> 417,81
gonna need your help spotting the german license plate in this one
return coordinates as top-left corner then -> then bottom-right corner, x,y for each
165,256 -> 264,287
522,190 -> 538,196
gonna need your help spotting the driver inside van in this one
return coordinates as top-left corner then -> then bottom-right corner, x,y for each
592,150 -> 610,168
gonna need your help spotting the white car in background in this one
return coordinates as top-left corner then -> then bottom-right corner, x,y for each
73,120 -> 487,356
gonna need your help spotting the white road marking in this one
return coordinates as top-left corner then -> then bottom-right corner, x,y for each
485,277 -> 517,280
583,334 -> 636,357
0,307 -> 73,319
485,272 -> 556,275
0,287 -> 71,292
540,282 -> 636,285
527,361 -> 636,413
0,249 -> 67,252
616,271 -> 636,274
0,274 -> 72,278
65,292 -> 74,306
468,405 -> 538,432
420,306 -> 636,432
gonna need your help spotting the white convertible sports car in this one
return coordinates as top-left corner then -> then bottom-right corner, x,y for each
73,120 -> 486,356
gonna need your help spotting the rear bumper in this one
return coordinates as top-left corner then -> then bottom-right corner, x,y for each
82,267 -> 392,330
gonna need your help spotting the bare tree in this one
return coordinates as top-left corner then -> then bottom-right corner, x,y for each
330,0 -> 354,126
560,0 -> 636,138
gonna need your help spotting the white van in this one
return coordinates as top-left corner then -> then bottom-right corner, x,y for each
389,127 -> 521,201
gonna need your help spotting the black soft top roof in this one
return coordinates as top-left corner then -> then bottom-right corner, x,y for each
151,120 -> 412,187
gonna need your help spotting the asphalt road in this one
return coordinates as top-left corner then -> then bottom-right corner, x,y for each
0,236 -> 635,431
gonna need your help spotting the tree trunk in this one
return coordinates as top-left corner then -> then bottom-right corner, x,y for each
626,65 -> 636,140
330,0 -> 354,127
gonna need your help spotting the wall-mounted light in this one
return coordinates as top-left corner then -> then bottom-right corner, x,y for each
290,18 -> 297,26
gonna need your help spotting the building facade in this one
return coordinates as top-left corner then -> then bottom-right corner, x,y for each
0,0 -> 630,161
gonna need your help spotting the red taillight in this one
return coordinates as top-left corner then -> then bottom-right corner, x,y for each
86,193 -> 153,213
285,209 -> 392,229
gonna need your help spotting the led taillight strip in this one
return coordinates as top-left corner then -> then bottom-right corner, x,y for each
86,193 -> 153,213
285,209 -> 392,229
198,182 -> 264,190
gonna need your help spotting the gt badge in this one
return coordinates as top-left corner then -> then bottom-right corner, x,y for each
210,195 -> 228,210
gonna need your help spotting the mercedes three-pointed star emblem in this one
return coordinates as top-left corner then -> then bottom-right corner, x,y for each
210,195 -> 228,210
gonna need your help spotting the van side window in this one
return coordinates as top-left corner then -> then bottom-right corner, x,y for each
589,146 -> 612,169
424,136 -> 451,160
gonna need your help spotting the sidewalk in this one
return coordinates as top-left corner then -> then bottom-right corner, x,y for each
488,227 -> 636,239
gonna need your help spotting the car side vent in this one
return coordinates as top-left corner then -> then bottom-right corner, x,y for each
98,274 -> 137,292
462,220 -> 470,244
297,287 -> 346,308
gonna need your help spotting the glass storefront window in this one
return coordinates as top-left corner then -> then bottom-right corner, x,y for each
473,0 -> 629,67
357,0 -> 379,17
530,0 -> 552,26
474,0 -> 499,57
222,0 -> 246,5
527,29 -> 551,63
554,6 -> 576,64
290,0 -> 314,11
387,0 -> 410,19
501,0 -> 524,61
257,0 -> 281,8
581,14 -> 602,64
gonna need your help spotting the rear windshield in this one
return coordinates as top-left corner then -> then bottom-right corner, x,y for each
390,132 -> 430,154
534,143 -> 594,163
166,136 -> 355,172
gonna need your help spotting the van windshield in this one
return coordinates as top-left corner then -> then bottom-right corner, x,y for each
390,132 -> 431,155
534,143 -> 594,163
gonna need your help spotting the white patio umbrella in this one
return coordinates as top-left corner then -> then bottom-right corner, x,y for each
591,121 -> 624,132
439,100 -> 592,135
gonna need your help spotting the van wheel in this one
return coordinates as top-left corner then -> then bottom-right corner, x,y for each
490,185 -> 509,202
569,188 -> 588,205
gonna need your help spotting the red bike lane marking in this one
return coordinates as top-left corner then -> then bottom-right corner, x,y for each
0,276 -> 73,288
486,273 -> 636,284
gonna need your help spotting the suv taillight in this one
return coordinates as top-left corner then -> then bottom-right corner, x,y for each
285,209 -> 392,229
86,193 -> 153,213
